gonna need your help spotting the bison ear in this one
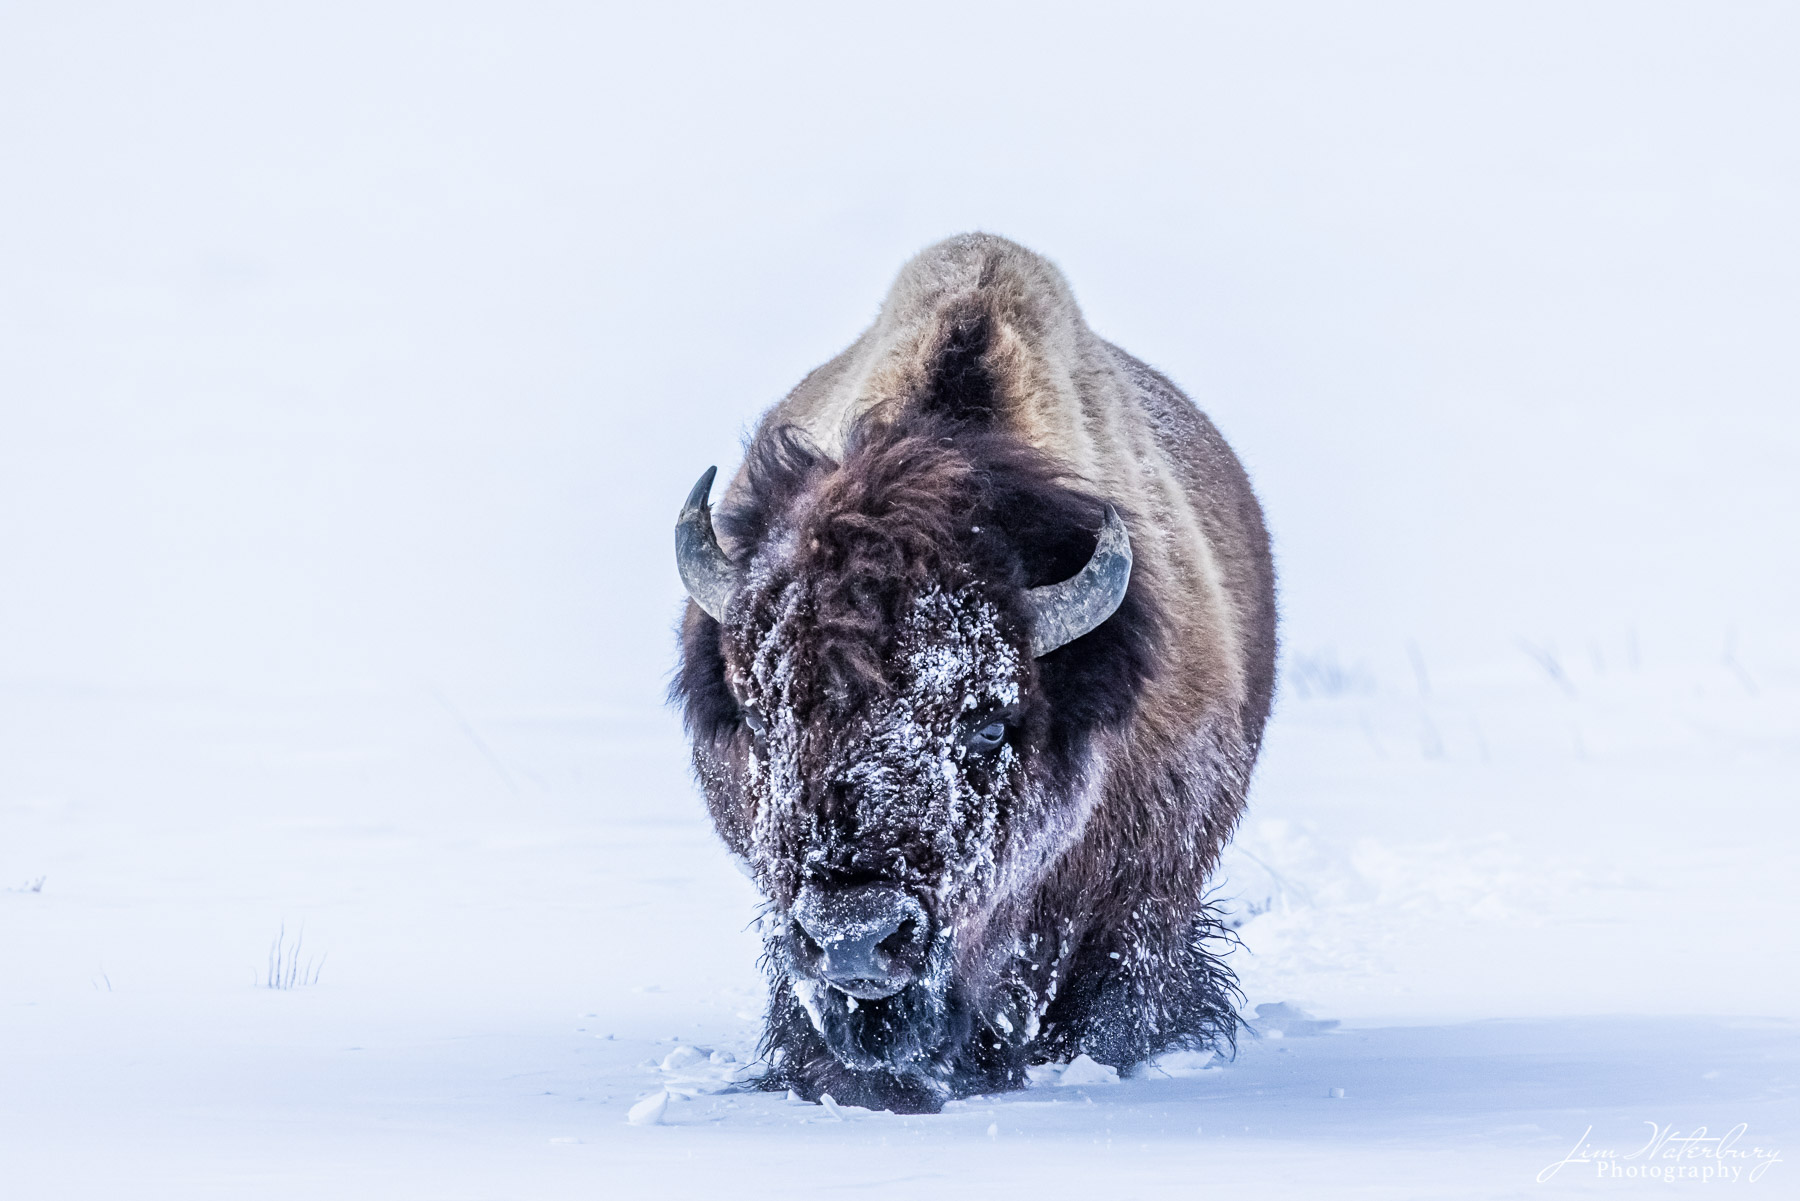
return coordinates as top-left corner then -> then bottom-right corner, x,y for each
1024,506 -> 1132,656
675,467 -> 740,621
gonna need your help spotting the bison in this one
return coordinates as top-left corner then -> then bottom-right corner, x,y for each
672,233 -> 1276,1113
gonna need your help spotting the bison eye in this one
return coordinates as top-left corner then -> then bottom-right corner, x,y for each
966,720 -> 1007,754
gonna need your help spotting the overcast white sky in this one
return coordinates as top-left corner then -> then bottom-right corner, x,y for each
2,1 -> 1795,711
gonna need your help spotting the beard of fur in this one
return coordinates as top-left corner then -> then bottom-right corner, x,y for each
755,931 -> 1008,1113
773,931 -> 958,1071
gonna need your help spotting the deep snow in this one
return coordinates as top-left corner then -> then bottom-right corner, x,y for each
3,642 -> 1795,1197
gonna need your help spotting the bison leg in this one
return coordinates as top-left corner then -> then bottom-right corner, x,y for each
1039,906 -> 1243,1072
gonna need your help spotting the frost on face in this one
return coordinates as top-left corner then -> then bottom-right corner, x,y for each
733,582 -> 1028,915
845,586 -> 1023,907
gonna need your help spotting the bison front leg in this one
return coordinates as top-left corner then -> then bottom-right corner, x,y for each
1039,908 -> 1243,1072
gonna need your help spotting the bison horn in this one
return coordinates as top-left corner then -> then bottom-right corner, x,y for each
675,466 -> 740,622
1024,506 -> 1133,657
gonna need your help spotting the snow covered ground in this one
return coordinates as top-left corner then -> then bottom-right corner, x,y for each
3,3 -> 1797,1197
3,640 -> 1794,1198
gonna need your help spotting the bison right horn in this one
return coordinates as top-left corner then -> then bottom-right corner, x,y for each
675,466 -> 740,622
1024,506 -> 1133,657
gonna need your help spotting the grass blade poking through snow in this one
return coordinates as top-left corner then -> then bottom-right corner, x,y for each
264,922 -> 325,989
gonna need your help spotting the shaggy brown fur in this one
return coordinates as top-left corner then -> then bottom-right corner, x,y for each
674,234 -> 1276,1112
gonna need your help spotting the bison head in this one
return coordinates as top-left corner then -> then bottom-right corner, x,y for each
672,418 -> 1147,1096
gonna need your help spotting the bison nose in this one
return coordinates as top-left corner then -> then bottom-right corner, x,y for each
790,884 -> 928,1000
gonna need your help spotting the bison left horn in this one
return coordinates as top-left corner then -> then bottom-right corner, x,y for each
1024,506 -> 1133,657
675,466 -> 740,622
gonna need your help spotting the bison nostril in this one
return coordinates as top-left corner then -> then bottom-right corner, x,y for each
877,917 -> 920,961
790,918 -> 823,962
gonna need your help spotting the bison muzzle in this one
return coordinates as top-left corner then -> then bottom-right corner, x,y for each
672,234 -> 1277,1113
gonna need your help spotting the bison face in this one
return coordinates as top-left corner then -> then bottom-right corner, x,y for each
723,580 -> 1039,1073
736,583 -> 1026,914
